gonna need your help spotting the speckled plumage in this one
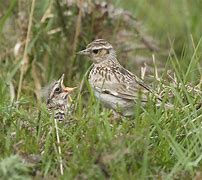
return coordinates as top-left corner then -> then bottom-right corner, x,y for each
79,39 -> 164,116
46,74 -> 75,121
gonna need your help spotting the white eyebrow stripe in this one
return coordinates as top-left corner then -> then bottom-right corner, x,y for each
91,45 -> 112,50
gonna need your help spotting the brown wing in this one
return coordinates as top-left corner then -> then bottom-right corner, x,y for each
92,65 -> 157,102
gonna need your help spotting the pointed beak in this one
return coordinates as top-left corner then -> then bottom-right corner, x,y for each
59,74 -> 65,85
77,49 -> 90,56
58,74 -> 77,94
64,86 -> 77,93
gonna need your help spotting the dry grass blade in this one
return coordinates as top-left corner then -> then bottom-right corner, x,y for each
54,117 -> 64,175
17,0 -> 36,102
31,62 -> 42,103
9,81 -> 15,104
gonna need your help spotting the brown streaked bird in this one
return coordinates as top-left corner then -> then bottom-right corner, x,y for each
78,39 -> 171,116
46,74 -> 76,121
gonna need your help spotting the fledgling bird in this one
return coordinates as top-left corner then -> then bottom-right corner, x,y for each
78,39 -> 170,116
46,74 -> 76,121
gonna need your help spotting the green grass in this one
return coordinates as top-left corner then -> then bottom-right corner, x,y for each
0,0 -> 202,179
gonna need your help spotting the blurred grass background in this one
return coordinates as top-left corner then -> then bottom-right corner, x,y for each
0,0 -> 202,179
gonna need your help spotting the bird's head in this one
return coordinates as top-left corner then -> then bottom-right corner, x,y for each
47,74 -> 76,105
78,39 -> 117,64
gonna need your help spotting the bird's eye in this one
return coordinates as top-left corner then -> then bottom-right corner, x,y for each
55,87 -> 60,92
92,49 -> 98,54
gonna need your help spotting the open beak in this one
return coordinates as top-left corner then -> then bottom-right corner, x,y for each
59,74 -> 65,85
77,48 -> 90,55
63,87 -> 77,102
59,74 -> 77,93
64,86 -> 77,93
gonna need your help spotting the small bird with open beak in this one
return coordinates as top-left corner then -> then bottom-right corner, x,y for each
46,74 -> 76,121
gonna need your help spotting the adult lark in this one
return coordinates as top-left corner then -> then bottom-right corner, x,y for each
79,39 -> 164,116
46,74 -> 75,121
